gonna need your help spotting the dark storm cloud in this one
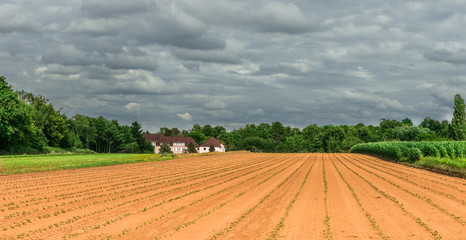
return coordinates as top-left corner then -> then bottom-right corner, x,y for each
424,48 -> 466,65
177,0 -> 319,34
183,63 -> 200,71
80,0 -> 156,18
2,0 -> 466,131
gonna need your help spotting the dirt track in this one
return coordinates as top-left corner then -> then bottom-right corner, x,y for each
0,152 -> 464,239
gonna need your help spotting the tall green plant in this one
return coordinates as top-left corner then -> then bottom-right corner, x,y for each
187,142 -> 197,153
159,143 -> 172,155
452,94 -> 466,140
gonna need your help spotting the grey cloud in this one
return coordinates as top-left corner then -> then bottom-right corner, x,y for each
66,18 -> 127,36
0,4 -> 42,33
178,0 -> 318,34
203,99 -> 227,109
80,0 -> 156,18
41,46 -> 157,71
256,62 -> 313,76
104,55 -> 157,71
424,48 -> 466,65
248,2 -> 318,34
65,1 -> 225,51
183,63 -> 200,71
166,37 -> 225,50
4,40 -> 22,56
3,0 -> 466,131
171,48 -> 242,65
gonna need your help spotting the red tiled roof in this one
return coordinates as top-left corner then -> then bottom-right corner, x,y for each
200,137 -> 223,147
143,134 -> 197,146
143,133 -> 161,142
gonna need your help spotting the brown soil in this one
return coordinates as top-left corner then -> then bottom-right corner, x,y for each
0,152 -> 464,239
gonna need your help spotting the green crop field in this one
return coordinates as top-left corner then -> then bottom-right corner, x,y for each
350,141 -> 466,176
0,153 -> 174,175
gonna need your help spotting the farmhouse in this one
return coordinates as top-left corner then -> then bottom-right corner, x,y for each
143,134 -> 196,154
143,134 -> 225,154
198,137 -> 226,153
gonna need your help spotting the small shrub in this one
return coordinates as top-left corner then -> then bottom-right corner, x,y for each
403,147 -> 423,163
159,143 -> 173,156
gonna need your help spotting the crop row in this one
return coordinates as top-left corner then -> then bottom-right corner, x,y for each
116,154 -> 309,240
342,154 -> 465,224
0,153 -> 274,211
350,141 -> 466,163
4,154 -> 298,238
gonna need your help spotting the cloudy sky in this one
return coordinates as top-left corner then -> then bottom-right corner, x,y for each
2,0 -> 466,131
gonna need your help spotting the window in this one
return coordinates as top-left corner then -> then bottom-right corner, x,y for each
204,148 -> 206,150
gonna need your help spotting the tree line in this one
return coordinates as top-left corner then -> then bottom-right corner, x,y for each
2,75 -> 466,154
1,76 -> 152,154
160,95 -> 466,153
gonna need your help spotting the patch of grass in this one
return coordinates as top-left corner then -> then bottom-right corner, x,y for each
415,157 -> 466,176
0,153 -> 174,175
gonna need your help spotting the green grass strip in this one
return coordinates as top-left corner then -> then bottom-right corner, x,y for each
0,154 -> 174,174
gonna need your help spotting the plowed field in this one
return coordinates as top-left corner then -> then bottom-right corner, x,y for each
0,152 -> 465,239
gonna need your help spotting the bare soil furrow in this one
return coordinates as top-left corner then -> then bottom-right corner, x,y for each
356,154 -> 466,196
277,154 -> 326,240
2,154 -> 287,228
1,153 -> 464,239
334,154 -> 445,239
343,154 -> 466,224
354,153 -> 466,187
10,154 -> 294,238
218,155 -> 315,240
70,154 -> 305,239
325,154 -> 384,239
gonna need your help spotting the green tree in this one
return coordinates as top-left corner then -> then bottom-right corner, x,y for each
131,121 -> 150,152
311,133 -> 323,152
187,142 -> 197,153
285,134 -> 306,153
159,127 -> 172,136
452,94 -> 466,140
379,119 -> 404,140
189,130 -> 208,145
270,121 -> 286,143
0,76 -> 38,151
18,91 -> 69,147
70,114 -> 96,149
393,126 -> 435,141
159,143 -> 172,155
402,117 -> 413,126
419,117 -> 442,134
209,144 -> 215,152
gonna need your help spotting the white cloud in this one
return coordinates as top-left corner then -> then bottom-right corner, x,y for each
177,112 -> 192,121
125,102 -> 140,112
350,67 -> 374,79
